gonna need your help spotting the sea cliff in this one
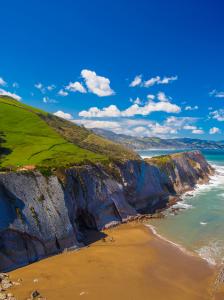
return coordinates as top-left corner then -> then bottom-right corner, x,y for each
0,151 -> 214,271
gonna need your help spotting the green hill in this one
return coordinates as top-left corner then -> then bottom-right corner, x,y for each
0,96 -> 139,170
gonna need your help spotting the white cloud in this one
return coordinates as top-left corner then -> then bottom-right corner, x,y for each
65,81 -> 87,93
35,83 -> 55,93
79,98 -> 181,118
47,84 -> 56,91
183,125 -> 197,130
130,97 -> 142,105
35,82 -> 43,89
209,109 -> 224,122
147,94 -> 155,100
74,116 -> 196,138
0,77 -> 7,86
209,127 -> 221,134
43,97 -> 57,104
58,89 -> 68,96
192,129 -> 204,134
143,75 -> 177,87
54,110 -> 73,120
185,105 -> 198,111
74,119 -> 152,137
34,82 -> 45,94
0,88 -> 21,101
157,92 -> 170,102
158,76 -> 178,84
81,69 -> 115,97
129,75 -> 142,87
209,89 -> 224,98
79,105 -> 121,118
165,116 -> 198,127
150,123 -> 177,135
144,76 -> 160,87
74,114 -> 201,138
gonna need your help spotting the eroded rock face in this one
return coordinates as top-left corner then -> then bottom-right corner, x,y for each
0,151 -> 214,271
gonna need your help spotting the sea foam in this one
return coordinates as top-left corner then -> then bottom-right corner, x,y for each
196,240 -> 224,266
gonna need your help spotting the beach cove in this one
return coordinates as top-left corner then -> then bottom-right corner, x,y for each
9,223 -> 224,300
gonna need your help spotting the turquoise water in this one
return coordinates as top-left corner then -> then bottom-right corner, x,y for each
138,149 -> 224,265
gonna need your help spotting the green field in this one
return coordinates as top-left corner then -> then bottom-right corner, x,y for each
0,97 -> 106,169
0,96 -> 138,170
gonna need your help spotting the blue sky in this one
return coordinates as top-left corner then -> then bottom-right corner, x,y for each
1,0 -> 224,139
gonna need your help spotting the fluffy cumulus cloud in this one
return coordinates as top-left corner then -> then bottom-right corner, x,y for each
65,81 -> 87,93
54,110 -> 73,120
81,69 -> 115,97
0,77 -> 6,86
58,89 -> 68,96
0,88 -> 21,101
130,97 -> 142,105
209,89 -> 224,98
79,94 -> 181,118
209,127 -> 221,134
185,105 -> 198,111
209,109 -> 224,122
147,94 -> 155,100
74,119 -> 122,131
157,92 -> 171,102
74,116 -> 200,138
74,118 -> 155,137
165,116 -> 204,135
129,75 -> 142,87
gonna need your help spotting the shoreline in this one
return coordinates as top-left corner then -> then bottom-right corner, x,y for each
9,223 -> 223,300
145,223 -> 198,259
148,162 -> 224,266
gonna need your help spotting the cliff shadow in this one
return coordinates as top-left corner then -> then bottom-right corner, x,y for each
75,209 -> 107,245
82,229 -> 107,246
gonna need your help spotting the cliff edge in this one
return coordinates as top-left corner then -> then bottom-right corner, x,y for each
0,150 -> 214,271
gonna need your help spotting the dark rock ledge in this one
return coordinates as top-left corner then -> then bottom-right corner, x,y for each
0,151 -> 214,271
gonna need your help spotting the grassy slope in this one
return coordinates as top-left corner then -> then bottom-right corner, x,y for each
41,114 -> 139,161
0,97 -> 106,168
0,97 -> 138,169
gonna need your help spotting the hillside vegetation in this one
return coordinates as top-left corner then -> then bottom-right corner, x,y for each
0,96 -> 138,170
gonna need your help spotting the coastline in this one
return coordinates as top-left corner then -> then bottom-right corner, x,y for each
148,161 -> 224,266
146,223 -> 197,258
9,223 -> 222,300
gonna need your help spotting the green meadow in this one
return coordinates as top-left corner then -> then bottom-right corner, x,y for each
0,97 -> 106,169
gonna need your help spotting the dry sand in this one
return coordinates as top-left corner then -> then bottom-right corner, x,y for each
9,223 -> 224,300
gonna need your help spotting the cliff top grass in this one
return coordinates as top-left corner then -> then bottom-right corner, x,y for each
145,151 -> 201,171
0,96 -> 139,170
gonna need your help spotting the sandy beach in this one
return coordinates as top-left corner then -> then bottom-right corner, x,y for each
8,223 -> 223,300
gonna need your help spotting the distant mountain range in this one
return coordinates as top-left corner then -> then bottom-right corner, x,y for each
92,128 -> 224,150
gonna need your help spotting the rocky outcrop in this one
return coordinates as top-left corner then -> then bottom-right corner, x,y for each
0,151 -> 214,271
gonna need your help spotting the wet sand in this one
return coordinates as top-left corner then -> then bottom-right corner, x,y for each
9,223 -> 223,300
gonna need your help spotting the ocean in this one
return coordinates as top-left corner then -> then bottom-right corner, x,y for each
138,149 -> 224,266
